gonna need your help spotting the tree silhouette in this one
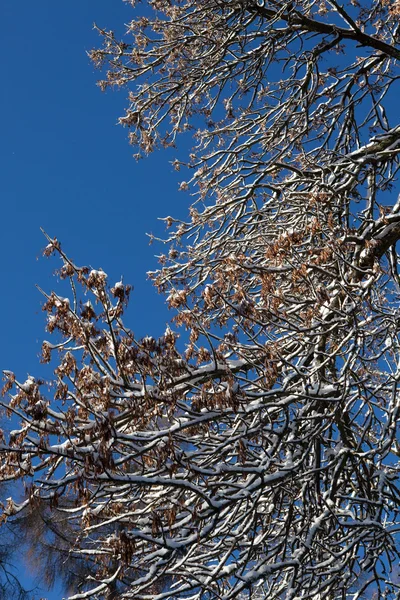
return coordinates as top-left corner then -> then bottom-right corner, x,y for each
2,1 -> 400,598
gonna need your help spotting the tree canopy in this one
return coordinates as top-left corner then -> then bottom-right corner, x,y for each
2,1 -> 400,598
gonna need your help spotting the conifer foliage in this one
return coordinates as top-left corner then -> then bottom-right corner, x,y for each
2,1 -> 400,598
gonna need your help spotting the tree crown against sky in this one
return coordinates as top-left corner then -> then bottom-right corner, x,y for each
2,0 -> 400,599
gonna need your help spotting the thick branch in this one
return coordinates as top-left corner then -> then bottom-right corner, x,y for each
253,2 -> 400,60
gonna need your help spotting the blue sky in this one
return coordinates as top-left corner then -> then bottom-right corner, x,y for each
0,0 -> 188,369
1,1 -> 187,597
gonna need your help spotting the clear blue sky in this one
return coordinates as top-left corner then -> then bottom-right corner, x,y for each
1,1 -> 187,597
